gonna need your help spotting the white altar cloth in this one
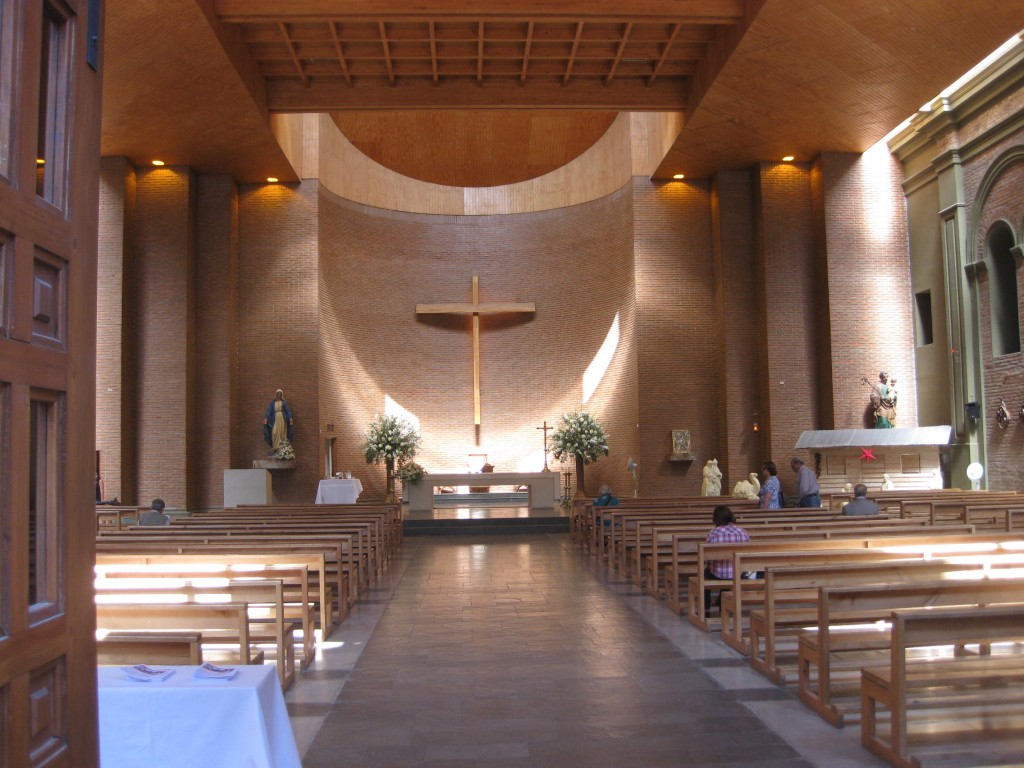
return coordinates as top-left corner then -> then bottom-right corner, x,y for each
315,478 -> 363,504
406,472 -> 559,512
98,664 -> 300,768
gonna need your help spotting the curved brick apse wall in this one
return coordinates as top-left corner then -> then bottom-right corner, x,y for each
318,185 -> 640,500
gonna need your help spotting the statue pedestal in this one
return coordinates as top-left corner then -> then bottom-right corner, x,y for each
224,469 -> 272,507
252,459 -> 295,470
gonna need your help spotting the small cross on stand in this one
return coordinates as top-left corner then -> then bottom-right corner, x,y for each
537,420 -> 553,472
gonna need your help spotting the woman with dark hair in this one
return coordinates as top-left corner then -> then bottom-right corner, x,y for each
758,461 -> 781,509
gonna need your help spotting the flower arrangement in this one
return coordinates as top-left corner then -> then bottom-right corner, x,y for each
395,461 -> 427,485
275,438 -> 296,461
362,414 -> 422,502
550,411 -> 609,464
362,414 -> 422,464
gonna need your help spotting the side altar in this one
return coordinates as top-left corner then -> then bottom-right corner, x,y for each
406,472 -> 560,512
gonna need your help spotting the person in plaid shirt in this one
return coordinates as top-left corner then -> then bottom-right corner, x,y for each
705,506 -> 750,578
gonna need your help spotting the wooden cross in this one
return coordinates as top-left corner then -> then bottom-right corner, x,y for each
537,420 -> 553,471
416,275 -> 535,426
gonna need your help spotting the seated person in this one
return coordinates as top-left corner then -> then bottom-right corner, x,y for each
137,498 -> 170,526
594,484 -> 619,507
470,463 -> 495,493
841,483 -> 880,516
703,505 -> 751,612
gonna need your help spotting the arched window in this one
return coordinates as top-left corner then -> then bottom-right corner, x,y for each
987,223 -> 1020,356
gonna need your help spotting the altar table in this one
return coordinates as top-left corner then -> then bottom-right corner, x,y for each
315,478 -> 363,504
406,471 -> 559,512
97,664 -> 301,768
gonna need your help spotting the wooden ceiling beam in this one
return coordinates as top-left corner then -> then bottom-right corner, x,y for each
647,22 -> 680,86
520,21 -> 534,81
563,22 -> 583,85
605,21 -> 633,84
214,0 -> 746,23
266,75 -> 686,111
328,21 -> 353,86
277,22 -> 309,85
477,21 -> 484,83
429,21 -> 439,82
378,21 -> 396,84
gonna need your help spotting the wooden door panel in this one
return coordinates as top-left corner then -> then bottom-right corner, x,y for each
0,0 -> 103,766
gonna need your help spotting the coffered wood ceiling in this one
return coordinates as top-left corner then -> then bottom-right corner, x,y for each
101,0 -> 1024,185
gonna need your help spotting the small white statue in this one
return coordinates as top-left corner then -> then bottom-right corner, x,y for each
880,473 -> 895,491
843,482 -> 853,493
732,472 -> 761,500
930,467 -> 943,490
701,458 -> 723,496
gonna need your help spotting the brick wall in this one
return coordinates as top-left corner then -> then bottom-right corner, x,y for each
194,176 -> 238,509
967,146 -> 1024,491
133,166 -> 195,510
632,177 -> 719,496
235,182 -> 320,503
754,163 -> 821,501
97,157 -> 136,503
815,150 -> 915,432
318,185 -> 639,500
711,170 -> 762,492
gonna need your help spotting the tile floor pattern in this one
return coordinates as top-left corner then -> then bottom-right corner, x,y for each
292,534 -> 890,768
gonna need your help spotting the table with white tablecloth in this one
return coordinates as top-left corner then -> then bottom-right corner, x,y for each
314,478 -> 363,504
97,664 -> 301,768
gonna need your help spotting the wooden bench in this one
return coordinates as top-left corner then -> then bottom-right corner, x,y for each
96,506 -> 146,532
798,577 -> 1024,728
95,603 -> 265,667
95,551 -> 335,640
96,566 -> 316,670
747,555 -> 1024,684
96,631 -> 203,665
861,604 -> 1024,767
95,578 -> 299,690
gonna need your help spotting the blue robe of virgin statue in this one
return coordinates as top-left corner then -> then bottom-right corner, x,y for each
263,398 -> 295,447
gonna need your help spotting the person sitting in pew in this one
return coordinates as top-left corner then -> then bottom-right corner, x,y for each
137,498 -> 170,526
704,505 -> 751,612
594,484 -> 620,508
841,484 -> 880,516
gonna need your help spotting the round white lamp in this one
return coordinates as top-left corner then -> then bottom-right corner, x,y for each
966,461 -> 984,491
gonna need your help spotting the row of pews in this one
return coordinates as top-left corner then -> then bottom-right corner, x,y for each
94,502 -> 402,692
572,490 -> 1024,768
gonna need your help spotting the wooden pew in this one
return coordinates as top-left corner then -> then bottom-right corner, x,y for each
96,538 -> 348,624
95,578 -> 299,690
96,631 -> 204,665
95,603 -> 265,666
97,567 -> 317,670
96,506 -> 145,532
798,578 -> 1024,728
716,529 -> 1021,651
747,555 -> 1024,684
861,604 -> 1024,767
95,551 -> 334,640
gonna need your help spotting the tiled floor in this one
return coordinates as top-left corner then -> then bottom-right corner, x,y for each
287,534 -> 885,767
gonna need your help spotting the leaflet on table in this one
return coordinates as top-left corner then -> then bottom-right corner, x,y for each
194,662 -> 239,680
122,665 -> 175,682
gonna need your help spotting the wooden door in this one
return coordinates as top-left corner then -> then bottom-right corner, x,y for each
0,0 -> 103,765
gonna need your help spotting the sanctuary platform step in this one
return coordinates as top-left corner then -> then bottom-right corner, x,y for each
403,504 -> 569,536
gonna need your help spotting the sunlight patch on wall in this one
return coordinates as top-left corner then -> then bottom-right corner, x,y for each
384,394 -> 421,432
583,313 -> 620,404
515,450 -> 547,473
862,140 -> 898,248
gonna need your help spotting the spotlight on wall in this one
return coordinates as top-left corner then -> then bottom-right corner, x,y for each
1019,403 -> 1024,425
151,159 -> 165,166
781,155 -> 795,162
965,401 -> 981,421
266,177 -> 279,183
672,173 -> 685,180
752,411 -> 760,433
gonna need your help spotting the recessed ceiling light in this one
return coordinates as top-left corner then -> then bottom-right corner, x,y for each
672,173 -> 685,180
151,159 -> 165,166
781,155 -> 795,162
266,177 -> 279,183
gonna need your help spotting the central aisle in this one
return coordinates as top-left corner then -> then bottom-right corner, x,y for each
300,535 -> 813,768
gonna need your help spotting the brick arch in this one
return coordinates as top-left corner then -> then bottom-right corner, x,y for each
970,146 -> 1024,264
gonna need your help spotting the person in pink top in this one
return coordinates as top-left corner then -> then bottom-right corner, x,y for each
704,505 -> 749,612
